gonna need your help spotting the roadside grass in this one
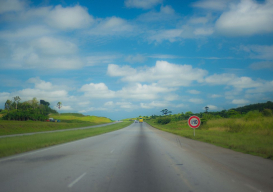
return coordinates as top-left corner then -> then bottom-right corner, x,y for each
0,121 -> 132,158
0,114 -> 113,136
49,113 -> 112,124
146,117 -> 273,160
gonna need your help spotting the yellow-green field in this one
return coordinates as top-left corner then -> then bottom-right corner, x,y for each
0,113 -> 113,136
146,116 -> 273,160
0,121 -> 132,158
49,113 -> 112,124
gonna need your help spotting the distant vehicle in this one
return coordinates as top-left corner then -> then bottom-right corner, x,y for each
139,117 -> 143,123
135,120 -> 138,123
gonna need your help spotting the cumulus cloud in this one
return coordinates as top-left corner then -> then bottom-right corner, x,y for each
205,73 -> 262,89
210,94 -> 222,98
46,5 -> 94,30
140,101 -> 169,109
232,99 -> 249,105
148,29 -> 183,43
32,37 -> 78,56
116,83 -> 175,100
107,61 -> 208,87
0,0 -> 25,14
89,16 -> 133,35
215,0 -> 273,36
0,26 -> 52,39
125,0 -> 162,9
137,5 -> 176,22
80,83 -> 115,98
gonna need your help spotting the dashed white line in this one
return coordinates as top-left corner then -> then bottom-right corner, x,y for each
68,172 -> 87,188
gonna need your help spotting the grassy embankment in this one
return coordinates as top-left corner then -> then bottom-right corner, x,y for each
0,113 -> 112,136
146,116 -> 273,160
0,121 -> 132,158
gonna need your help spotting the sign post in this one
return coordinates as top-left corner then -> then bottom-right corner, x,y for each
188,116 -> 201,136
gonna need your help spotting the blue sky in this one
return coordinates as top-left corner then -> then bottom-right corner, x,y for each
0,0 -> 273,120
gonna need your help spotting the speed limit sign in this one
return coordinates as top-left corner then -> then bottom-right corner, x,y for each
188,116 -> 201,129
188,116 -> 201,136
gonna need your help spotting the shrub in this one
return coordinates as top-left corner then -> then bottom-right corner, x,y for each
244,110 -> 262,121
262,109 -> 272,117
157,117 -> 171,124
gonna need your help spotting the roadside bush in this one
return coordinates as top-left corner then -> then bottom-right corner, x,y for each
157,117 -> 171,124
262,109 -> 272,117
244,110 -> 262,121
225,120 -> 245,133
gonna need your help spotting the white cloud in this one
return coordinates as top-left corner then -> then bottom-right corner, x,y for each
55,105 -> 72,111
86,54 -> 121,66
189,98 -> 204,104
205,73 -> 262,89
204,104 -> 218,110
116,83 -> 174,100
215,0 -> 273,36
125,54 -> 146,63
116,102 -> 135,109
187,90 -> 201,94
89,16 -> 133,35
250,61 -> 273,70
246,80 -> 273,93
192,0 -> 229,10
0,92 -> 10,103
240,45 -> 273,60
148,29 -> 183,43
0,0 -> 25,14
125,0 -> 162,9
46,5 -> 94,30
32,37 -> 78,56
137,5 -> 176,22
210,94 -> 222,98
232,99 -> 249,105
140,101 -> 169,109
0,26 -> 52,39
194,28 -> 214,35
107,61 -> 208,87
80,83 -> 115,98
104,101 -> 114,106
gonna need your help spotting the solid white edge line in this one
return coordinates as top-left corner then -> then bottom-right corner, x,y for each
68,172 -> 87,188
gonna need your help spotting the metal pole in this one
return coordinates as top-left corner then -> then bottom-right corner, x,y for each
194,129 -> 195,137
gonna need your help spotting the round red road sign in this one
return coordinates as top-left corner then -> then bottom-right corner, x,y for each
188,116 -> 201,129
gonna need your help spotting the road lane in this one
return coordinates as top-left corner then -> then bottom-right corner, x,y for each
0,122 -> 272,192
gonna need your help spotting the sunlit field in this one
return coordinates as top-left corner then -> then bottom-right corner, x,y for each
0,113 -> 113,136
146,116 -> 273,160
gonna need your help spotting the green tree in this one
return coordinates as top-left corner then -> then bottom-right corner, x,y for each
56,102 -> 62,115
5,99 -> 13,113
13,96 -> 21,110
31,97 -> 39,109
160,109 -> 172,116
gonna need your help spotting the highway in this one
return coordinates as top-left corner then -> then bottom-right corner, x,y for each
0,122 -> 272,192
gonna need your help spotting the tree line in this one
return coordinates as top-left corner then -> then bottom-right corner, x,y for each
147,101 -> 273,124
1,96 -> 59,121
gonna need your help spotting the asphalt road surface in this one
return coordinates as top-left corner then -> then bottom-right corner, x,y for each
0,122 -> 273,192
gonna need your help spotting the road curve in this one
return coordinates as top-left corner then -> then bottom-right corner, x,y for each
0,122 -> 272,192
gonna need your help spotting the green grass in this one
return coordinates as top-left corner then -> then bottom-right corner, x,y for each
146,117 -> 273,160
0,113 -> 113,136
0,121 -> 132,158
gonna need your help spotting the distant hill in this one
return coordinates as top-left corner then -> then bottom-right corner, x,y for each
232,101 -> 273,113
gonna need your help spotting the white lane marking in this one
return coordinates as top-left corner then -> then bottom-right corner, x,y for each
68,172 -> 87,188
244,183 -> 262,192
111,149 -> 115,153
